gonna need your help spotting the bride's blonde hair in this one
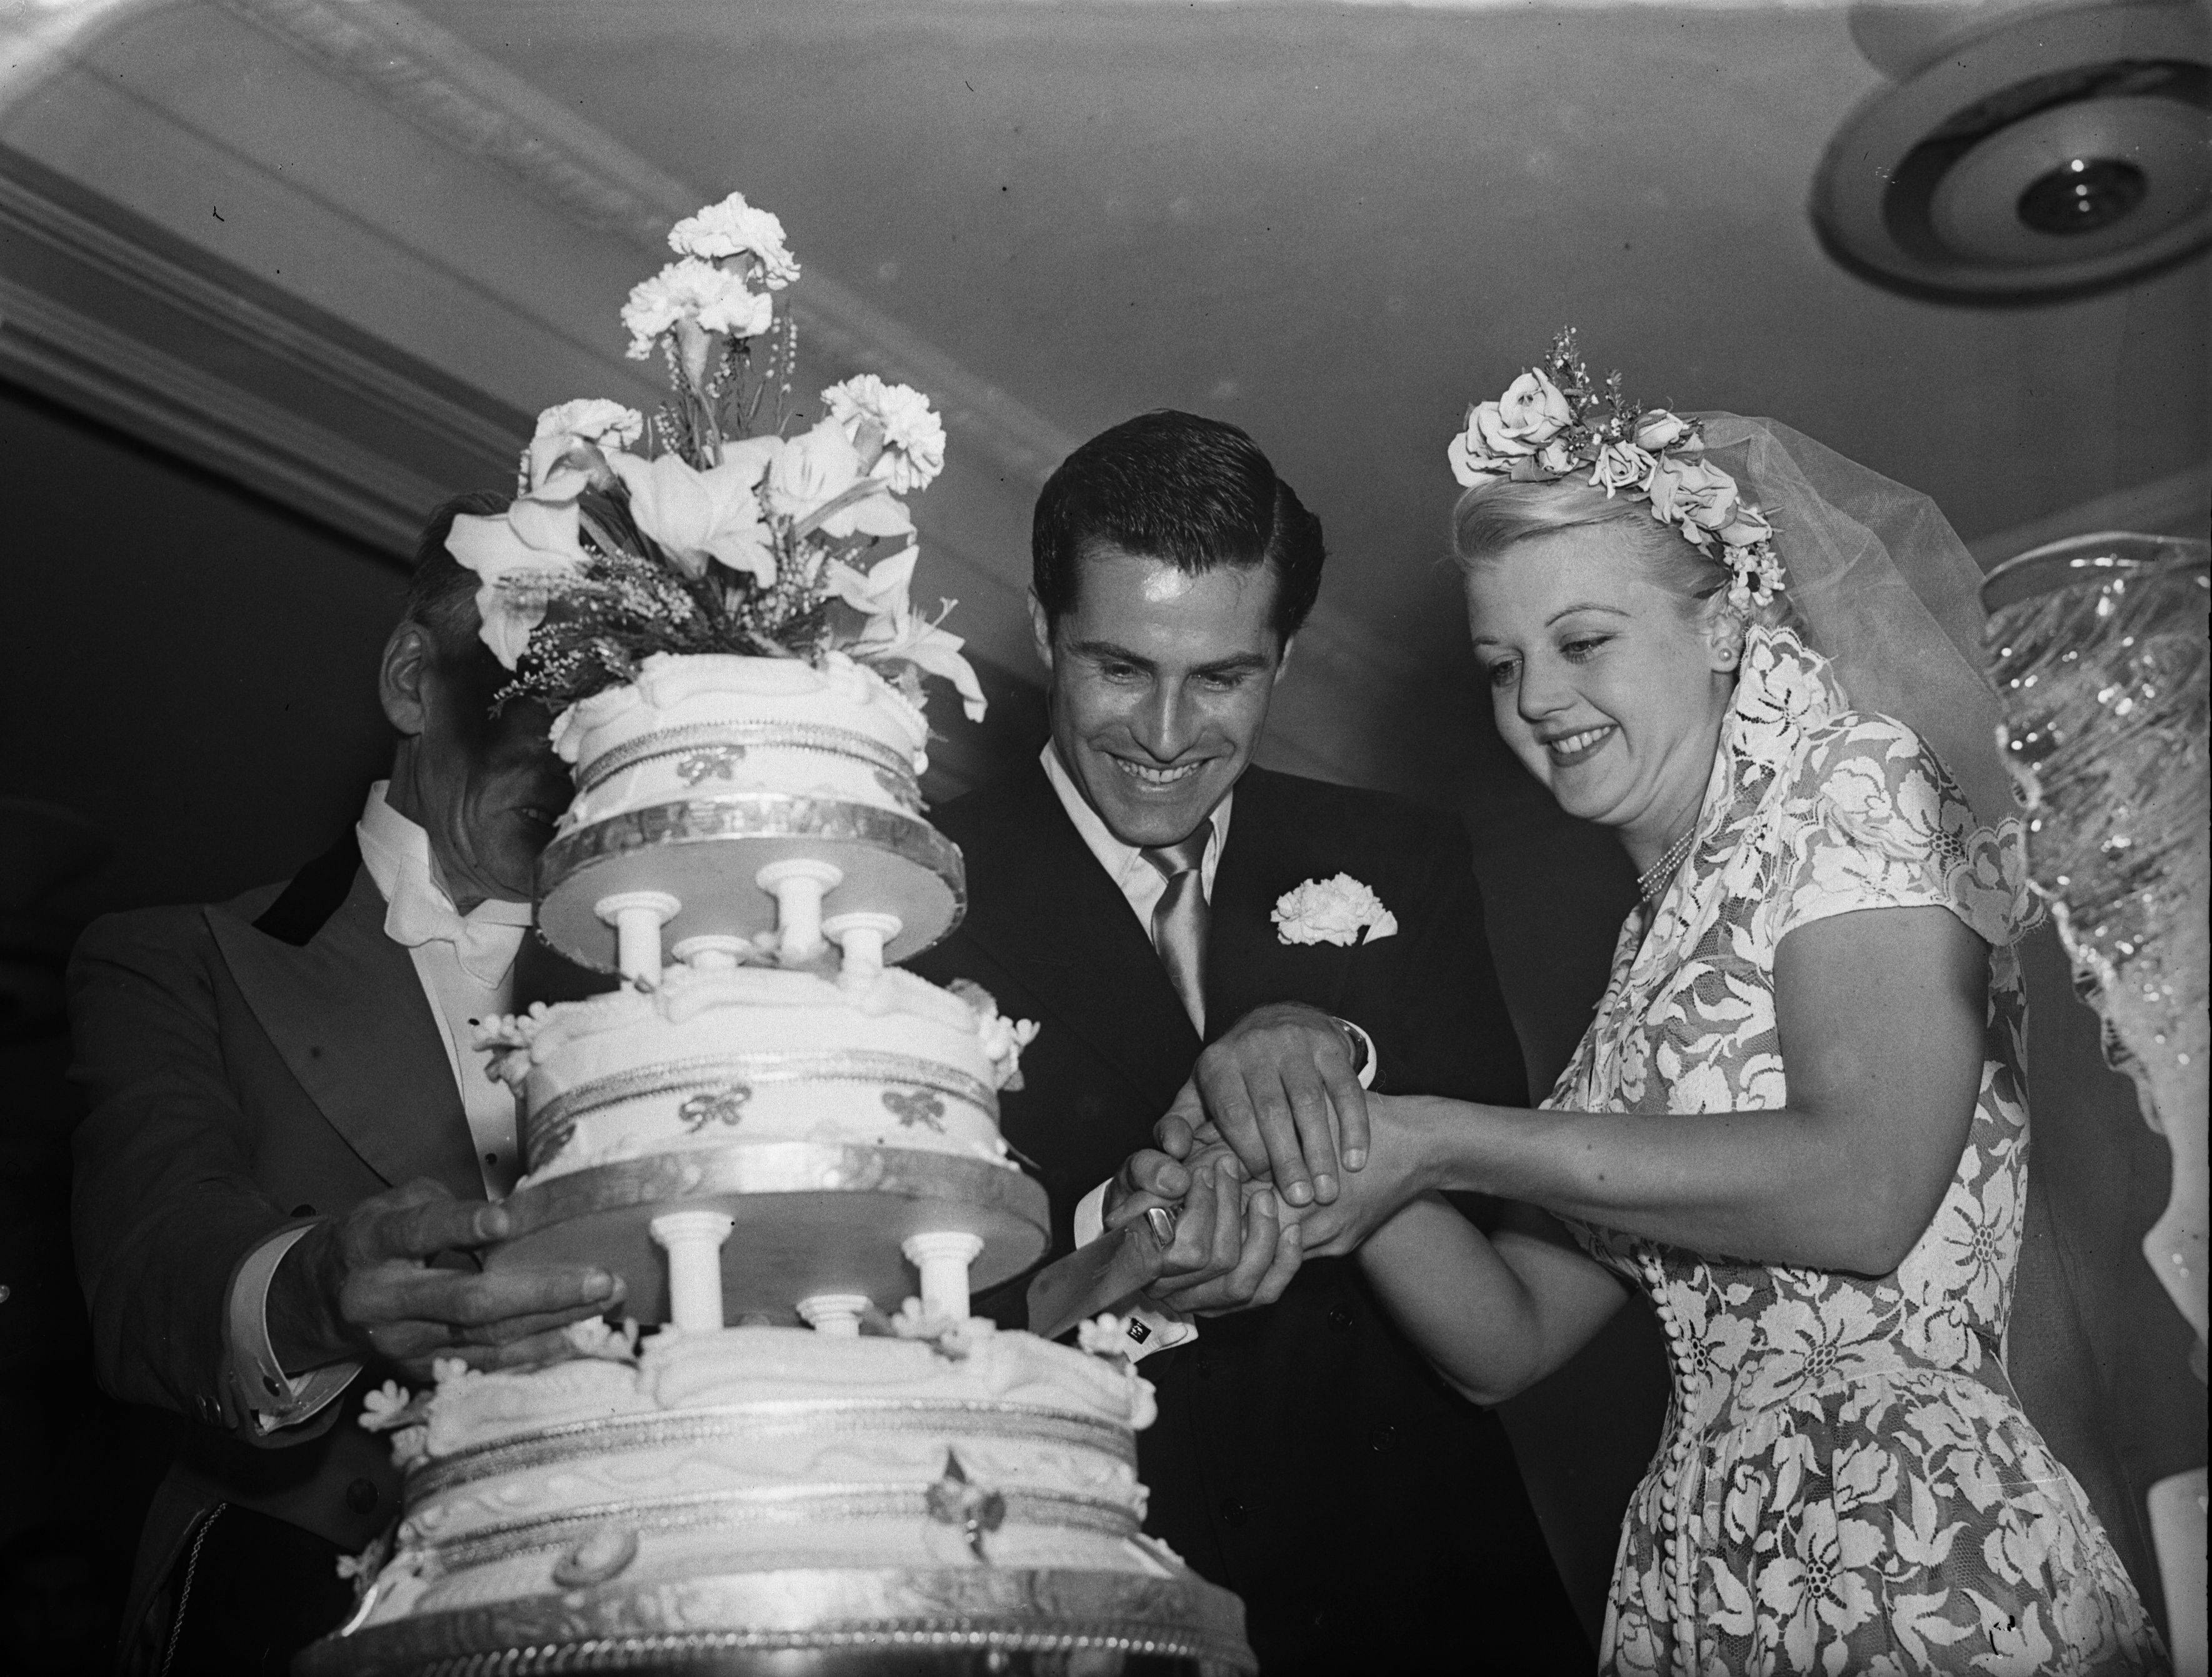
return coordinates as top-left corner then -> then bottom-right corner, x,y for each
1451,477 -> 1796,633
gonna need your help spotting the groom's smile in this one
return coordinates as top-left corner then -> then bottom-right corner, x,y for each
1031,544 -> 1288,850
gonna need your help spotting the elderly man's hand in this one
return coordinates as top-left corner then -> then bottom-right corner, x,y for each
1171,1002 -> 1368,1209
1101,1143 -> 1304,1317
271,1178 -> 625,1381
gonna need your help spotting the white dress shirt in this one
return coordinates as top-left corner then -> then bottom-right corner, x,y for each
229,782 -> 533,1432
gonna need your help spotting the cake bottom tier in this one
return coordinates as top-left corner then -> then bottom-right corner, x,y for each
293,1565 -> 1254,1676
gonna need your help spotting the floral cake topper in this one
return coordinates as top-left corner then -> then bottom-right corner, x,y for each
448,190 -> 984,723
1447,328 -> 1786,611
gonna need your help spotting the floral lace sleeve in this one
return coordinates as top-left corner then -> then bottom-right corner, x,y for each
1769,713 -> 2031,950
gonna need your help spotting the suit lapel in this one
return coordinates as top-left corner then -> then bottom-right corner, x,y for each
209,862 -> 482,1198
1208,769 -> 1359,1026
953,763 -> 1201,1112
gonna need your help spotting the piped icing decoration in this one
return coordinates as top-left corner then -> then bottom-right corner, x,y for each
1447,328 -> 1786,612
947,978 -> 1041,1091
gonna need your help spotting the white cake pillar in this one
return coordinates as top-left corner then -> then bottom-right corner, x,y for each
796,1293 -> 871,1336
755,859 -> 844,963
596,891 -> 683,983
671,934 -> 752,972
903,1232 -> 985,1321
650,1210 -> 734,1332
823,912 -> 903,980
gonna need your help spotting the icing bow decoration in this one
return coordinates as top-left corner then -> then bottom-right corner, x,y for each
926,1449 -> 1008,1561
445,189 -> 986,726
1446,328 -> 1786,611
1273,875 -> 1398,948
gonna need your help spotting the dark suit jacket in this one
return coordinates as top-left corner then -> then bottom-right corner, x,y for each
911,761 -> 1587,1674
66,830 -> 601,1656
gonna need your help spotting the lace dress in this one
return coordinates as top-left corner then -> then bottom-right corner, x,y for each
1549,626 -> 2162,1677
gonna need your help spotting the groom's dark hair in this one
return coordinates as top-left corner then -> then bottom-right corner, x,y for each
1031,410 -> 1325,645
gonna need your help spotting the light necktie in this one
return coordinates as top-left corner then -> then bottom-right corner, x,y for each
1140,830 -> 1211,1036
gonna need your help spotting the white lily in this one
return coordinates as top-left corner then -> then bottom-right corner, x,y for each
833,548 -> 986,723
445,496 -> 591,668
765,418 -> 913,540
608,450 -> 778,587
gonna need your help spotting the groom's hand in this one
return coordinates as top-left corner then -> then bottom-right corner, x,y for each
269,1178 -> 626,1381
1103,1146 -> 1303,1315
1175,1002 -> 1368,1208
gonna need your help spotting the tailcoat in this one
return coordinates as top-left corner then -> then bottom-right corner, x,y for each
68,832 -> 601,1662
911,761 -> 1588,1674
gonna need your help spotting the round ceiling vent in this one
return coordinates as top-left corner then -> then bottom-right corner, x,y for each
1813,0 -> 2209,302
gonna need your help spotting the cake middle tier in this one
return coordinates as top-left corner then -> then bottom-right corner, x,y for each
483,964 -> 1026,1181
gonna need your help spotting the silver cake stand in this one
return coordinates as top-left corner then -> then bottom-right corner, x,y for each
294,1566 -> 1255,1675
486,1143 -> 1050,1323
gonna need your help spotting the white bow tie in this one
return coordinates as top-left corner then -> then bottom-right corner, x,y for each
383,879 -> 533,988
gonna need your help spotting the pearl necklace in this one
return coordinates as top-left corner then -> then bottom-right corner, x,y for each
1635,823 -> 1698,902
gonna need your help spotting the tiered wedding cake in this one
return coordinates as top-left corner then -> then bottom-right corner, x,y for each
299,194 -> 1252,1676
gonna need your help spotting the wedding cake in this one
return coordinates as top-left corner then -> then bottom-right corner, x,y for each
298,193 -> 1252,1676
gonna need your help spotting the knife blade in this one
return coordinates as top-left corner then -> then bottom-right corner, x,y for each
1024,1206 -> 1175,1343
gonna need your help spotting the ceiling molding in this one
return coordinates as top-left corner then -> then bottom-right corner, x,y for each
0,274 -> 446,552
0,156 -> 529,551
217,0 -> 1082,488
0,167 -> 523,473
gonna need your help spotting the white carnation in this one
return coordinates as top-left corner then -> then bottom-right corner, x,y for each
823,374 -> 947,494
668,192 -> 800,289
621,258 -> 774,359
1271,874 -> 1399,948
524,399 -> 641,494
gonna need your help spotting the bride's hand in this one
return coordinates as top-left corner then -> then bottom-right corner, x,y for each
1262,1092 -> 1440,1259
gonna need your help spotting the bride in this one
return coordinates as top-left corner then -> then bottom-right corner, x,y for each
1127,335 -> 2164,1675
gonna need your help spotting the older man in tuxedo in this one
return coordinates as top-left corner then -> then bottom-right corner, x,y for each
69,501 -> 618,1675
909,412 -> 1584,1673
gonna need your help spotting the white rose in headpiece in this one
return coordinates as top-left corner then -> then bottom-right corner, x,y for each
822,375 -> 947,495
667,192 -> 800,289
1633,409 -> 1693,452
1645,454 -> 1744,546
1273,874 -> 1398,947
766,418 -> 914,539
1448,420 -> 1511,487
609,448 -> 779,586
1471,369 -> 1574,458
445,496 -> 591,668
621,258 -> 775,359
524,399 -> 643,497
1714,501 -> 1774,550
1588,440 -> 1654,496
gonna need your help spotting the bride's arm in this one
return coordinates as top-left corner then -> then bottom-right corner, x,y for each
1302,904 -> 1988,1276
1356,1198 -> 1629,1404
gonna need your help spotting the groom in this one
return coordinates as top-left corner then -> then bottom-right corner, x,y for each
910,411 -> 1584,1673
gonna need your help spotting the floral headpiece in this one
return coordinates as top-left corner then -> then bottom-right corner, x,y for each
1447,329 -> 1785,611
447,191 -> 983,723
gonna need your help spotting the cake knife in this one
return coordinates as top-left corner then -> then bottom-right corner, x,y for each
1024,1204 -> 1176,1344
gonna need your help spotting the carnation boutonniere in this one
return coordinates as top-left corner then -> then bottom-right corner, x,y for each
1272,875 -> 1398,948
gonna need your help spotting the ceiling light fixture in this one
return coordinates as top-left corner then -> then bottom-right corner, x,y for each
1813,0 -> 2210,303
